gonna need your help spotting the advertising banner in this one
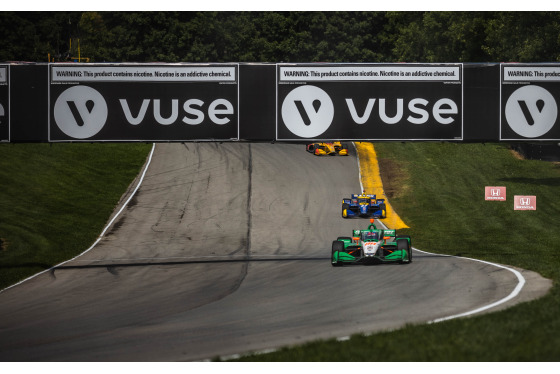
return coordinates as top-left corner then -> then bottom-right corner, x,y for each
501,64 -> 560,141
514,195 -> 537,210
485,186 -> 506,201
49,64 -> 239,141
0,65 -> 9,142
276,64 -> 463,141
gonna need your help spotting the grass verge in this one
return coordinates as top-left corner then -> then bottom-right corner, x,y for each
229,142 -> 560,361
0,143 -> 152,290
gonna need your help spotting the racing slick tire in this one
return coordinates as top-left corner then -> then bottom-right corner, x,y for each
331,240 -> 345,267
379,203 -> 387,219
396,236 -> 412,263
342,203 -> 350,218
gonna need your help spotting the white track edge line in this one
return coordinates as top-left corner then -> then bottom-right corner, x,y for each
352,142 -> 526,322
0,143 -> 157,294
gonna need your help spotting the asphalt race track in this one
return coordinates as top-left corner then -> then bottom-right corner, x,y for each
0,143 -> 550,361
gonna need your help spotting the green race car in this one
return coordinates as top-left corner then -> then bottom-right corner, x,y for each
331,219 -> 412,266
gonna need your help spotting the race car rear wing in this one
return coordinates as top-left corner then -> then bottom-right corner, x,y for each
382,229 -> 396,239
344,195 -> 385,206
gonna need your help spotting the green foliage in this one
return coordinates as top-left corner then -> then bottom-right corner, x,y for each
0,11 -> 81,61
386,12 -> 493,62
4,11 -> 560,63
483,12 -> 560,62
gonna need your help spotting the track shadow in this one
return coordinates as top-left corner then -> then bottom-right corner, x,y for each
51,252 -> 459,274
51,256 -> 331,273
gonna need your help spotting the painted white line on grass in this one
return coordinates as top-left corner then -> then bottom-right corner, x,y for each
0,143 -> 157,294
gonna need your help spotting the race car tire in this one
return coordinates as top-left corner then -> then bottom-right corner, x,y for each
342,203 -> 350,218
379,203 -> 387,218
332,241 -> 345,267
396,237 -> 412,263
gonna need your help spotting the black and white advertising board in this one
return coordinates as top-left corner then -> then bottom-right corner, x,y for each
0,65 -> 9,142
276,64 -> 463,141
501,64 -> 560,141
49,64 -> 239,141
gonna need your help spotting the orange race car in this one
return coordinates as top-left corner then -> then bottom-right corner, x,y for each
306,142 -> 349,156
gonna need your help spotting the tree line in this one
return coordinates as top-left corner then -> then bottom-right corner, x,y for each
1,11 -> 560,63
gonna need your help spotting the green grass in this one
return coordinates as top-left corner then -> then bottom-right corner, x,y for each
0,143 -> 152,289
228,142 -> 560,361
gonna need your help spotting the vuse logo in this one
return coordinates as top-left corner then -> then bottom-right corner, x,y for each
54,86 -> 108,139
505,85 -> 557,138
281,85 -> 334,138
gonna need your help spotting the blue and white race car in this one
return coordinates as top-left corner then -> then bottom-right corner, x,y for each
342,193 -> 387,219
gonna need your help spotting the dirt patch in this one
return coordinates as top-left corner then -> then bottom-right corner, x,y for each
510,148 -> 525,160
377,158 -> 409,199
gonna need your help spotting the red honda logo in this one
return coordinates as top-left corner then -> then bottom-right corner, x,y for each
514,195 -> 536,210
485,186 -> 506,201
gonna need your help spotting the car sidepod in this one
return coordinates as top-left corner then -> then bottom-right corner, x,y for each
375,202 -> 387,218
369,201 -> 386,218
